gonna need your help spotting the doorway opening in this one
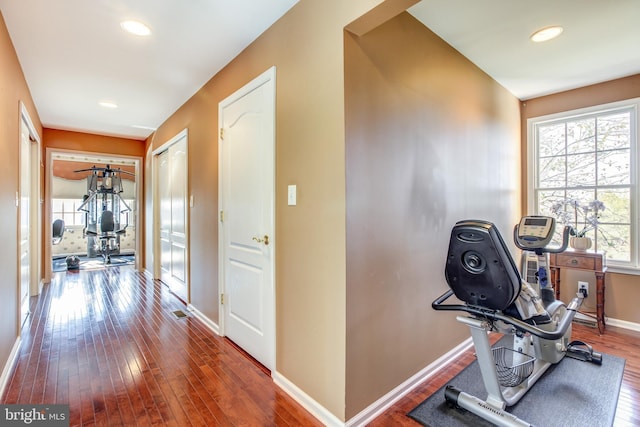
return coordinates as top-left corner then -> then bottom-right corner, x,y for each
45,150 -> 142,278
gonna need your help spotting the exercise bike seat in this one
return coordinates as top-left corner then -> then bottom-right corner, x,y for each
503,304 -> 551,326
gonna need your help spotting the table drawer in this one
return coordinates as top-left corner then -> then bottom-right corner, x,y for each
555,254 -> 596,270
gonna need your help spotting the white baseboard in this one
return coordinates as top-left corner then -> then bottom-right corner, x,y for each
345,337 -> 473,426
187,304 -> 221,336
607,317 -> 640,333
0,337 -> 22,398
272,371 -> 345,427
272,337 -> 473,427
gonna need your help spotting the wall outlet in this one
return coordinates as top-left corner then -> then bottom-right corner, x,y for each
578,281 -> 589,297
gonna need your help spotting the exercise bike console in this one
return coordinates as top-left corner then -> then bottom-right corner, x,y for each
515,216 -> 555,249
514,215 -> 570,254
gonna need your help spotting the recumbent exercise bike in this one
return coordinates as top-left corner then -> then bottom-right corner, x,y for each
432,216 -> 601,427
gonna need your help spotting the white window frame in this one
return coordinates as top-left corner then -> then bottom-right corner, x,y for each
527,97 -> 640,274
52,198 -> 86,227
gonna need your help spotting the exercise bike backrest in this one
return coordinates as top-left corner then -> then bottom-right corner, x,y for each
433,219 -> 580,341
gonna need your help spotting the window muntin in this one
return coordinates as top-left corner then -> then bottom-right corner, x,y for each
529,100 -> 638,268
52,198 -> 86,226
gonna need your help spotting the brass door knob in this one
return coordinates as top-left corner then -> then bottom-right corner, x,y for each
252,235 -> 270,245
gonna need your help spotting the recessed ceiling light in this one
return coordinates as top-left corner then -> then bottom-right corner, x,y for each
120,20 -> 151,36
530,26 -> 564,42
99,101 -> 118,109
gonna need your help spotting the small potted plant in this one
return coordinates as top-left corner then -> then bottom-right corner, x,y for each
550,199 -> 605,251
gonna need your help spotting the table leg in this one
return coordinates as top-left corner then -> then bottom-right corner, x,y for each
550,266 -> 560,300
595,271 -> 606,334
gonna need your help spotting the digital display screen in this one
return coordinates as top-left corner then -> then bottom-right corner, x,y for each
524,218 -> 548,226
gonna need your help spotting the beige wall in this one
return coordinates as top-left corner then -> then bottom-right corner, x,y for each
344,12 -> 522,417
0,10 -> 42,375
144,0 -> 418,420
44,128 -> 145,158
521,75 -> 640,324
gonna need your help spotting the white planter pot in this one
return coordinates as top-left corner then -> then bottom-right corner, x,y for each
570,236 -> 592,252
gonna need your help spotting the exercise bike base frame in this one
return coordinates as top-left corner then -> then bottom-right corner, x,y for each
445,386 -> 535,427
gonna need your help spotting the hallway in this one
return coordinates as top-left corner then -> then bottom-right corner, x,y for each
1,267 -> 321,426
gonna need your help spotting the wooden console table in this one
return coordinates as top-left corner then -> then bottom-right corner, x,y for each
548,250 -> 607,334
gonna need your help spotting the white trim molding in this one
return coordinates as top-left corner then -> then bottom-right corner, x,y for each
345,337 -> 473,426
607,317 -> 640,333
0,337 -> 22,398
272,371 -> 345,427
187,304 -> 220,336
273,336 -> 473,427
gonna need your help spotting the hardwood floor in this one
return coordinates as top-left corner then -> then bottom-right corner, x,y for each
369,322 -> 640,427
1,267 -> 322,426
2,266 -> 639,426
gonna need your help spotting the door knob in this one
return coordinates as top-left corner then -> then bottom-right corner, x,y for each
252,235 -> 270,245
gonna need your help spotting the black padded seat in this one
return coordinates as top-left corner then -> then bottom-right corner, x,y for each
100,210 -> 115,233
504,304 -> 552,325
52,219 -> 65,245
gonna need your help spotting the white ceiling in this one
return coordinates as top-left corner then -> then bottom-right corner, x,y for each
0,0 -> 299,139
1,1 -> 639,140
409,0 -> 640,100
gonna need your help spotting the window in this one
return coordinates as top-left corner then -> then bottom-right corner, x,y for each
52,199 -> 86,226
121,199 -> 135,227
53,198 -> 136,229
528,98 -> 639,270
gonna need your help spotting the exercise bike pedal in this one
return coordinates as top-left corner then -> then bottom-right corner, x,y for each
566,340 -> 603,365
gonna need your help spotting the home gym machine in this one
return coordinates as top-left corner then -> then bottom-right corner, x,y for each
432,216 -> 601,427
76,165 -> 132,264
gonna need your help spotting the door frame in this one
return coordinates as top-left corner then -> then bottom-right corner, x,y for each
218,67 -> 276,368
18,102 -> 41,325
152,129 -> 189,298
44,148 -> 143,282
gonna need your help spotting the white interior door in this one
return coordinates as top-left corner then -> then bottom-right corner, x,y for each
19,116 -> 32,326
157,133 -> 188,301
219,67 -> 275,370
218,68 -> 275,369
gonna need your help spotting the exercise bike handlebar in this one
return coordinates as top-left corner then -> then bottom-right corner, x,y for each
432,289 -> 581,341
513,224 -> 573,254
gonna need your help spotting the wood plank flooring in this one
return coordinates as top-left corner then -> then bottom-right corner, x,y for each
1,267 -> 322,426
2,265 -> 639,426
370,321 -> 640,427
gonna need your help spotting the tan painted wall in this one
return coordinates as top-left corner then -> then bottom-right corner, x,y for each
521,75 -> 640,324
344,13 -> 522,417
143,0 -> 419,420
0,10 -> 42,374
44,128 -> 145,158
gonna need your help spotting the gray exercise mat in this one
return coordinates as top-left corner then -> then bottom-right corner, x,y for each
408,337 -> 625,427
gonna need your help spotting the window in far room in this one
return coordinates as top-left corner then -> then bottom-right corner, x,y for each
52,198 -> 135,228
528,98 -> 639,271
52,198 -> 85,226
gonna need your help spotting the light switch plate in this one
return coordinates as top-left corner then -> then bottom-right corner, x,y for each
288,185 -> 296,206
